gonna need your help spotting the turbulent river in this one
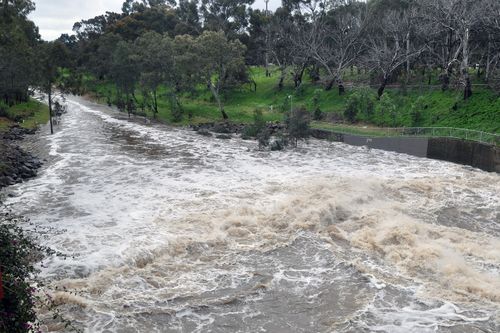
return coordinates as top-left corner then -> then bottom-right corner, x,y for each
3,95 -> 500,332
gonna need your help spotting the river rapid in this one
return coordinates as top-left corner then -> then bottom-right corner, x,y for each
3,95 -> 499,332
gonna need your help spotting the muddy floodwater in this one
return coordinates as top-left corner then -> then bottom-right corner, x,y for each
3,95 -> 499,332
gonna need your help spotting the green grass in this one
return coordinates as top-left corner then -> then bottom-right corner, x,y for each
384,89 -> 500,133
84,66 -> 500,134
1,100 -> 49,131
311,122 -> 396,136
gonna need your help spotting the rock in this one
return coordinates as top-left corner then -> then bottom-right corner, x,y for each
216,134 -> 232,140
196,129 -> 213,137
6,176 -> 16,185
0,127 -> 42,191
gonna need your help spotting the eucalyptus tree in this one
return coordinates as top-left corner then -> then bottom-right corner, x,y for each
200,0 -> 254,39
0,0 -> 35,17
135,31 -> 175,118
110,40 -> 140,117
122,0 -> 176,14
175,0 -> 201,35
267,6 -> 295,90
246,8 -> 269,67
0,0 -> 38,105
422,0 -> 490,99
37,41 -> 70,134
300,0 -> 368,94
194,31 -> 247,119
363,6 -> 427,98
482,0 -> 500,83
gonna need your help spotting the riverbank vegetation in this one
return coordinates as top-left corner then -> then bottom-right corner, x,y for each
0,100 -> 49,133
85,67 -> 500,133
1,1 -> 499,330
2,0 -> 500,137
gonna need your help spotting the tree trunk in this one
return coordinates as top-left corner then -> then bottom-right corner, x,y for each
377,76 -> 388,99
463,75 -> 472,100
153,89 -> 158,119
277,66 -> 286,90
462,27 -> 472,100
293,63 -> 307,88
48,87 -> 54,135
406,32 -> 411,75
126,93 -> 131,118
310,64 -> 320,83
325,78 -> 335,91
485,34 -> 491,82
265,51 -> 270,77
338,83 -> 345,95
441,67 -> 451,91
209,82 -> 228,120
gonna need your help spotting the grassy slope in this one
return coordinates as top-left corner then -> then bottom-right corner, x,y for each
0,100 -> 49,132
87,67 -> 500,134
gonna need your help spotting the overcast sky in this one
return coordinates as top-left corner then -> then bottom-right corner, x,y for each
29,0 -> 281,41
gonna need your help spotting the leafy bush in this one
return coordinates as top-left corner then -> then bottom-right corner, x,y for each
0,101 -> 8,117
488,68 -> 500,96
170,94 -> 183,122
241,109 -> 266,140
253,108 -> 266,133
312,89 -> 323,120
285,107 -> 310,147
0,211 -> 72,332
279,96 -> 291,113
257,128 -> 271,149
241,125 -> 257,139
344,87 -> 376,123
409,96 -> 426,126
295,84 -> 305,97
374,93 -> 397,126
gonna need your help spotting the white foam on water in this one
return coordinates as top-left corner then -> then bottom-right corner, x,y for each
4,95 -> 498,332
367,300 -> 492,333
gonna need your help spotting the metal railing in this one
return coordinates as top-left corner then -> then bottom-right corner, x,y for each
314,124 -> 499,146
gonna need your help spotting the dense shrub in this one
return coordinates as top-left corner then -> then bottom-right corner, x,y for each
257,128 -> 271,149
374,93 -> 397,126
0,101 -> 8,117
170,95 -> 183,122
285,107 -> 310,147
488,68 -> 500,95
312,89 -> 323,120
279,96 -> 291,113
0,211 -> 76,333
409,96 -> 426,126
344,87 -> 376,123
241,108 -> 266,141
1,213 -> 49,332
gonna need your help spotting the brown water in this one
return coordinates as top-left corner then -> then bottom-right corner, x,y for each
3,95 -> 499,332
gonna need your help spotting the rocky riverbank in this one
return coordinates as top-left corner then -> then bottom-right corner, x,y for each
0,126 -> 42,191
191,121 -> 286,136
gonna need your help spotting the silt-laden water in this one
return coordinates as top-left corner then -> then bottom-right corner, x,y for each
4,95 -> 499,332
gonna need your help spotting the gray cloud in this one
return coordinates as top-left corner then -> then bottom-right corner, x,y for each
29,0 -> 281,41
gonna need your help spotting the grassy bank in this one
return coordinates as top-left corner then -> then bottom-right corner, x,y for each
0,99 -> 49,132
84,67 -> 500,134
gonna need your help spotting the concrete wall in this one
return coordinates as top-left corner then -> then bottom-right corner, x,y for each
310,129 -> 499,173
427,138 -> 499,173
343,135 -> 429,158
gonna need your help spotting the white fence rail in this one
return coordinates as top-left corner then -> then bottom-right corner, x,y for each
322,126 -> 499,146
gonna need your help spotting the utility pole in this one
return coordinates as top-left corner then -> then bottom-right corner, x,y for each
48,87 -> 54,135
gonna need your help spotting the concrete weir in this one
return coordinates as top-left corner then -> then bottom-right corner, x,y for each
311,129 -> 500,173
